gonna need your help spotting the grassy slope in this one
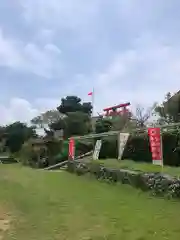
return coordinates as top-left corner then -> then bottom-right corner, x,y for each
95,159 -> 180,177
1,165 -> 180,239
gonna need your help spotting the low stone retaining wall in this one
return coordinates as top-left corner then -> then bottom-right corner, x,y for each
67,161 -> 180,199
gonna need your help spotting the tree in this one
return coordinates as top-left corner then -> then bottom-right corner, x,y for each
49,112 -> 92,138
135,104 -> 156,128
50,96 -> 93,137
110,113 -> 132,131
49,118 -> 66,131
0,126 -> 6,152
31,115 -> 43,128
155,92 -> 180,124
65,112 -> 92,136
31,110 -> 63,128
4,122 -> 37,153
95,117 -> 112,133
57,96 -> 92,115
95,112 -> 136,133
81,102 -> 93,114
31,96 -> 93,138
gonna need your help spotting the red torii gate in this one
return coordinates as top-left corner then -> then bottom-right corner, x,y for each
103,102 -> 130,117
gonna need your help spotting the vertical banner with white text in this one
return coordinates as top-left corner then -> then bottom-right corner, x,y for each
93,140 -> 102,160
118,133 -> 130,160
68,138 -> 75,160
148,128 -> 163,166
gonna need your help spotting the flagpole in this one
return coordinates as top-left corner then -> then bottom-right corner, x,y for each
92,87 -> 95,117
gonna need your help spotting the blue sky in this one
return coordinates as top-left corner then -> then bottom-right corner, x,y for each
0,0 -> 180,124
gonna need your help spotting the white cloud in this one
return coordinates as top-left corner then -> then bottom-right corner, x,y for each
1,0 -> 180,125
0,98 -> 38,125
0,29 -> 62,78
0,97 -> 60,125
0,29 -> 23,68
34,98 -> 60,112
20,0 -> 101,29
91,33 -> 180,113
44,44 -> 61,54
35,29 -> 55,43
1,29 -> 180,128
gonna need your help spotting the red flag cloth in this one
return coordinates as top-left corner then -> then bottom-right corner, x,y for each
88,91 -> 93,96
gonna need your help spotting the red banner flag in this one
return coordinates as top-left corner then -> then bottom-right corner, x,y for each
148,128 -> 163,166
88,91 -> 93,96
68,138 -> 75,160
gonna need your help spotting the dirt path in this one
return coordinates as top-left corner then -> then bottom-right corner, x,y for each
0,207 -> 11,240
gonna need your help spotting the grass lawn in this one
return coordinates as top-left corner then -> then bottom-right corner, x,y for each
1,165 -> 180,239
96,159 -> 180,177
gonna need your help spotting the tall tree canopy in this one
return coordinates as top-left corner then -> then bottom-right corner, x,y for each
31,95 -> 93,138
4,122 -> 37,153
95,113 -> 135,134
52,96 -> 93,137
31,110 -> 63,128
95,117 -> 112,133
57,96 -> 92,115
135,104 -> 156,128
155,92 -> 180,124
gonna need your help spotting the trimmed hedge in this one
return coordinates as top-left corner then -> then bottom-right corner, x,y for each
67,161 -> 180,199
99,130 -> 180,166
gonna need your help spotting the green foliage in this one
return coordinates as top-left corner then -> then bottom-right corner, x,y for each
123,133 -> 152,163
155,92 -> 180,124
57,96 -> 92,115
50,112 -> 92,138
18,136 -> 93,168
45,139 -> 63,165
75,140 -> 93,155
0,126 -> 5,139
99,130 -> 180,166
19,138 -> 64,168
99,136 -> 118,159
46,139 -> 62,157
49,118 -> 66,131
110,115 -> 130,130
31,96 -> 93,138
65,112 -> 92,136
19,140 -> 48,168
4,122 -> 37,153
31,110 -> 62,127
95,117 -> 112,133
49,96 -> 93,138
19,141 -> 36,166
95,114 -> 138,135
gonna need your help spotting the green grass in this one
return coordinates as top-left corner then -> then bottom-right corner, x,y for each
1,165 -> 180,239
95,159 -> 180,177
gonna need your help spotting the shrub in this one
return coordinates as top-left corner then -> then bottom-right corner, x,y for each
76,140 -> 93,155
99,130 -> 180,166
19,140 -> 59,168
19,141 -> 37,166
123,133 -> 152,163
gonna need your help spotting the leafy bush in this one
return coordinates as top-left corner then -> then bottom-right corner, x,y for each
76,140 -> 93,155
4,122 -> 37,153
19,141 -> 37,167
99,130 -> 180,166
19,140 -> 57,168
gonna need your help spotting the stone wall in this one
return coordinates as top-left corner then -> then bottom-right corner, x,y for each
67,161 -> 180,199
